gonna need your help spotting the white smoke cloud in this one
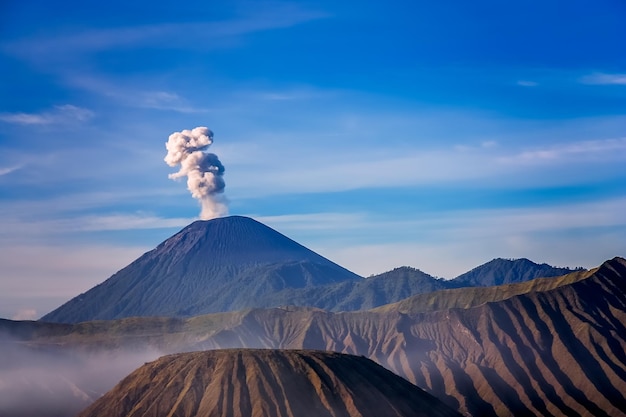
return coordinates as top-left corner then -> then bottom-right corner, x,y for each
164,126 -> 227,219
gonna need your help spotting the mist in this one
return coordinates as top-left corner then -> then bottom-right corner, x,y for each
0,335 -> 162,417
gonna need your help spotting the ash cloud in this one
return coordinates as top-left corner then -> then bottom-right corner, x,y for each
164,126 -> 227,219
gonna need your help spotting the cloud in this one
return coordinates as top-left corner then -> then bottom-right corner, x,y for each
0,165 -> 22,176
65,75 -> 211,113
272,198 -> 626,277
500,137 -> 626,164
69,214 -> 192,232
223,134 -> 625,198
0,244 -> 151,298
224,145 -> 498,197
2,4 -> 328,64
256,213 -> 368,233
517,80 -> 538,87
579,73 -> 626,85
0,105 -> 93,125
11,308 -> 38,321
256,198 -> 626,243
0,213 -> 192,242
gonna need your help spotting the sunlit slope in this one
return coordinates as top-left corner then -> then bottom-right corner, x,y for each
77,349 -> 462,417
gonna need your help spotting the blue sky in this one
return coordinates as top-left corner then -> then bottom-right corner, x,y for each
1,0 -> 625,319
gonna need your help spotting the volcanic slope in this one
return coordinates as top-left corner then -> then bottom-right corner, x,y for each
42,216 -> 363,323
451,257 -> 576,286
77,349 -> 462,417
260,266 -> 462,312
15,257 -> 626,417
207,258 -> 625,417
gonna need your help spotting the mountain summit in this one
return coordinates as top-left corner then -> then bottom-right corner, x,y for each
42,216 -> 361,323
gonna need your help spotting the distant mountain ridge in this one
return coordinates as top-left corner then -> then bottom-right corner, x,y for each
41,216 -> 582,323
257,266 -> 463,312
451,257 -> 576,286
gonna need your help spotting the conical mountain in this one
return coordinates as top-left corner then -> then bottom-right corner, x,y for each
77,349 -> 462,417
41,216 -> 361,323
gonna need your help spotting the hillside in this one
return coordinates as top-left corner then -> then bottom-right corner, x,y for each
452,257 -> 576,286
6,257 -> 625,416
77,349 -> 461,417
259,266 -> 460,312
374,266 -> 595,314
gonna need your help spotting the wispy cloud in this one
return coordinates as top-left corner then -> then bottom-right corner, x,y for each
2,4 -> 328,63
290,198 -> 626,277
74,214 -> 192,231
500,137 -> 626,164
517,80 -> 538,87
224,134 -> 625,197
0,104 -> 93,125
0,213 -> 192,242
244,86 -> 334,102
255,212 -> 368,232
0,165 -> 22,176
579,73 -> 626,85
0,243 -> 151,298
68,75 -> 211,112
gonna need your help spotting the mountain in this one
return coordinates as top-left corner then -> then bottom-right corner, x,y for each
451,257 -> 577,286
77,349 -> 461,417
41,216 -> 362,323
41,217 -> 500,323
10,257 -> 626,417
374,266 -> 594,314
258,266 -> 460,312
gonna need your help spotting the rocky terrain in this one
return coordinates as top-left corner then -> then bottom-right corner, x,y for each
3,257 -> 625,416
77,349 -> 461,417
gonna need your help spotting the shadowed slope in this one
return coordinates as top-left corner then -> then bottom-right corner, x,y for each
77,349 -> 461,417
41,220 -> 582,324
374,267 -> 596,314
260,266 -> 461,312
452,258 -> 576,286
41,216 -> 362,323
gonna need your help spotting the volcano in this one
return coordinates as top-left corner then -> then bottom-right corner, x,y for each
77,349 -> 462,417
42,216 -> 362,323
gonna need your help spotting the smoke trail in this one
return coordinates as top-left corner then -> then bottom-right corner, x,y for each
164,126 -> 227,219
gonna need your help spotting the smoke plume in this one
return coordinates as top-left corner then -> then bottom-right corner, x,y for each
164,126 -> 227,219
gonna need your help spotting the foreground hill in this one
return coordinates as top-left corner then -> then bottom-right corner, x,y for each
451,257 -> 576,286
6,257 -> 625,416
77,349 -> 461,417
42,216 -> 362,323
